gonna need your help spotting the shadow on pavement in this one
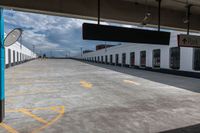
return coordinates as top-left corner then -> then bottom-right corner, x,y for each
160,124 -> 200,133
81,61 -> 200,93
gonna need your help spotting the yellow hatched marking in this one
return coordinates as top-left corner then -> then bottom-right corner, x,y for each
80,80 -> 93,89
32,106 -> 65,133
0,123 -> 19,133
19,109 -> 48,124
1,106 -> 65,133
123,80 -> 140,86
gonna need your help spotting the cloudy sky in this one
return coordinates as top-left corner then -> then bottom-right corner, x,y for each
4,9 -> 184,57
4,9 -> 118,57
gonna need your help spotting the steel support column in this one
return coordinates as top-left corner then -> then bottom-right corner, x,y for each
97,0 -> 100,25
187,5 -> 191,35
157,0 -> 161,31
0,8 -> 5,123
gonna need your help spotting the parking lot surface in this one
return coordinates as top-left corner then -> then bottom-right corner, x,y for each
1,59 -> 200,133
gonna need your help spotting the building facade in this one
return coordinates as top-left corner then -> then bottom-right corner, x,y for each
78,32 -> 200,76
4,39 -> 37,68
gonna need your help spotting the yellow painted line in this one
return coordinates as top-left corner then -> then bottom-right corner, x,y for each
80,80 -> 93,89
31,106 -> 65,133
2,106 -> 65,133
9,80 -> 57,86
6,106 -> 61,113
7,90 -> 58,97
123,80 -> 140,86
19,109 -> 48,124
0,123 -> 19,133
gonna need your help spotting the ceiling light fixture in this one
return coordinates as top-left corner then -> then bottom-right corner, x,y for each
141,0 -> 151,26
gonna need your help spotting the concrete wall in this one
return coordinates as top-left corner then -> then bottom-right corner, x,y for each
77,32 -> 200,73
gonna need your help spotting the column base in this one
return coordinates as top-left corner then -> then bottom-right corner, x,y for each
0,99 -> 5,122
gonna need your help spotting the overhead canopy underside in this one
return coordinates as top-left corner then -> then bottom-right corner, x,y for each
0,0 -> 200,32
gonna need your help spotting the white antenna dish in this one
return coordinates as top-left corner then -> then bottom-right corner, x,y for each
4,28 -> 23,47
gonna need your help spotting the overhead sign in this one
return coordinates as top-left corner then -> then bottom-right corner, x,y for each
178,34 -> 200,48
83,23 -> 170,45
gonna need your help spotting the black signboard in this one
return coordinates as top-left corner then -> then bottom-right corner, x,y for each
83,23 -> 170,45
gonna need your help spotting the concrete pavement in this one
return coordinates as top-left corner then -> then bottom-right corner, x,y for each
1,59 -> 200,133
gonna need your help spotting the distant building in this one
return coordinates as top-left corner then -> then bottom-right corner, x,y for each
96,44 -> 114,51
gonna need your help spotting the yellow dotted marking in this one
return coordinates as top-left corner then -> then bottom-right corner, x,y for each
123,80 -> 140,86
80,80 -> 93,89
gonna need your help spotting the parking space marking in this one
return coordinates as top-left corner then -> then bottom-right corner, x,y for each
80,80 -> 93,89
32,106 -> 65,133
19,109 -> 48,124
7,89 -> 58,97
9,80 -> 57,86
0,123 -> 19,133
1,106 -> 65,133
123,80 -> 140,86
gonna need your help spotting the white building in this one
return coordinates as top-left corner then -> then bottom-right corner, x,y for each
78,32 -> 200,76
4,38 -> 37,68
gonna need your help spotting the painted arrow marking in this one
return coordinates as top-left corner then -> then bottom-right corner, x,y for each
80,80 -> 93,89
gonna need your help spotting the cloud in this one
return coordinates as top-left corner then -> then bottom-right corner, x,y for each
4,10 -> 142,57
4,9 -> 100,56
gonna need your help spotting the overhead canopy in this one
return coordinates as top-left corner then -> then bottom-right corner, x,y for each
0,0 -> 200,31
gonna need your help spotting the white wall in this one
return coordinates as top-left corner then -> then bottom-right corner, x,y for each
4,38 -> 37,67
76,31 -> 200,73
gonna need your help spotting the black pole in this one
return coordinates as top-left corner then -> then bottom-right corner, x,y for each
98,0 -> 100,25
187,5 -> 191,35
81,47 -> 83,57
158,0 -> 161,32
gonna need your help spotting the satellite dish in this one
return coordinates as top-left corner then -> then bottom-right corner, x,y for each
4,28 -> 23,47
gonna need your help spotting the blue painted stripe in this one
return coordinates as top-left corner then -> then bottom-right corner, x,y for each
0,8 -> 5,100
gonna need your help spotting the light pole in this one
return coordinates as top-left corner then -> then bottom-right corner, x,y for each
50,50 -> 53,58
66,50 -> 70,58
80,47 -> 83,57
32,45 -> 35,53
40,50 -> 42,57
